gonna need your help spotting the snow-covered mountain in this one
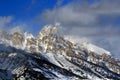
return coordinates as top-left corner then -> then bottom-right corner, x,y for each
0,25 -> 120,80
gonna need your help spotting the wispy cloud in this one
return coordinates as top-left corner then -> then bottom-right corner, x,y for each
0,16 -> 28,34
39,0 -> 120,37
38,0 -> 120,58
0,16 -> 13,29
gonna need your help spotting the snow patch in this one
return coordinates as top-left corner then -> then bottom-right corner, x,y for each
43,53 -> 63,67
81,41 -> 111,55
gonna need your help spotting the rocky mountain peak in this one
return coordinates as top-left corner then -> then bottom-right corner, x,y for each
0,25 -> 120,80
11,32 -> 23,47
37,25 -> 59,39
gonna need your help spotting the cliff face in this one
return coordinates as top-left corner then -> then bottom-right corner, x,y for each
0,25 -> 120,80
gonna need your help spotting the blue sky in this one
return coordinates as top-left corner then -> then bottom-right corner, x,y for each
0,0 -> 98,34
0,0 -> 120,38
0,0 -> 57,20
0,0 -> 57,33
0,0 -> 73,34
0,0 -> 120,35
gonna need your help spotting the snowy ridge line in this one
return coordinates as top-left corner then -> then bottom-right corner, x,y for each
65,56 -> 120,79
0,43 -> 86,79
0,25 -> 120,79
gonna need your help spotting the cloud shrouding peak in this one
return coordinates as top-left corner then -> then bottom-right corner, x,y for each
39,0 -> 120,37
0,0 -> 120,58
9,26 -> 25,34
38,0 -> 120,58
0,16 -> 27,35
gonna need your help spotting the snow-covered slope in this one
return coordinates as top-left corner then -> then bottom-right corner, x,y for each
80,41 -> 111,55
0,25 -> 120,80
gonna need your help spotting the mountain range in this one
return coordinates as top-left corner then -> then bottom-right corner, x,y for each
0,25 -> 120,80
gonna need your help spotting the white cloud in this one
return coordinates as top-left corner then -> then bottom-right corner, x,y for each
39,0 -> 120,37
0,16 -> 13,28
0,16 -> 28,35
40,0 -> 120,26
40,4 -> 97,26
38,0 -> 120,58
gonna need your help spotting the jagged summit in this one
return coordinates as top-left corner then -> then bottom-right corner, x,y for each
0,25 -> 120,80
39,25 -> 58,35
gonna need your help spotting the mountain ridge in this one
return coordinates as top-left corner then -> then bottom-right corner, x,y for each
0,25 -> 120,80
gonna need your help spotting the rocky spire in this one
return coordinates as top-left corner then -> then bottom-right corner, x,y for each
37,25 -> 59,39
11,32 -> 23,48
